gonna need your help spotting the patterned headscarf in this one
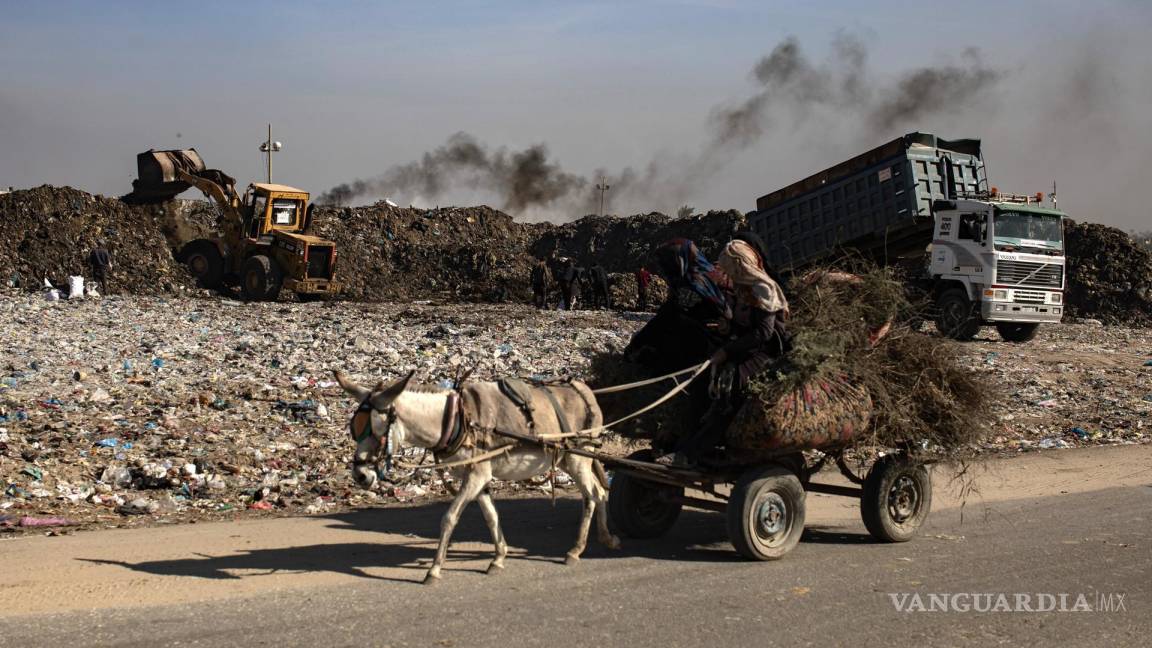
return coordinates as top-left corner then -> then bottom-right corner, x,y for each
716,240 -> 789,315
655,238 -> 730,311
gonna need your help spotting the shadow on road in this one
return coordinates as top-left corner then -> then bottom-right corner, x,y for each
78,497 -> 876,583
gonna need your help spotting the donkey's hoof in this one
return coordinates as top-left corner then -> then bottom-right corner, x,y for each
603,535 -> 622,550
422,571 -> 441,586
486,561 -> 505,575
565,553 -> 581,566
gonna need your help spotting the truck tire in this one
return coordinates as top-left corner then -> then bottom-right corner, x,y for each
935,289 -> 980,341
242,255 -> 283,301
726,465 -> 805,561
182,241 -> 224,288
996,322 -> 1040,343
608,450 -> 682,539
860,455 -> 931,543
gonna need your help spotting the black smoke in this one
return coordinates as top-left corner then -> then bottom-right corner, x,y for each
320,34 -> 1004,215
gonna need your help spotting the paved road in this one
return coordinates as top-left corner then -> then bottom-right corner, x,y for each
1,446 -> 1149,647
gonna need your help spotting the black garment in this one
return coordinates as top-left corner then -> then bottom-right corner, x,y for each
89,248 -> 112,293
589,265 -> 610,309
530,263 -> 551,309
674,302 -> 789,461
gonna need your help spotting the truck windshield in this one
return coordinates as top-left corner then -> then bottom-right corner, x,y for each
993,211 -> 1062,250
271,199 -> 300,227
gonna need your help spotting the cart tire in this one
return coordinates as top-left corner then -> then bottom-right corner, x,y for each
860,455 -> 932,542
727,465 -> 805,561
608,450 -> 682,539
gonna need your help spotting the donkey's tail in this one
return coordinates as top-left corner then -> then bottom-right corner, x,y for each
593,460 -> 610,491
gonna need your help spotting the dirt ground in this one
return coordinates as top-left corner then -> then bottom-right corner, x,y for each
0,443 -> 1148,617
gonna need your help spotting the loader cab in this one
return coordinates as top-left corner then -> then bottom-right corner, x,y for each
243,183 -> 310,239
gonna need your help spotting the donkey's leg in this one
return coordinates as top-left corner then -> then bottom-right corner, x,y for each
425,466 -> 491,584
475,488 -> 507,573
591,460 -> 620,550
562,455 -> 613,564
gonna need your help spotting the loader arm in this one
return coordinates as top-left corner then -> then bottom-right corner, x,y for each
175,169 -> 241,214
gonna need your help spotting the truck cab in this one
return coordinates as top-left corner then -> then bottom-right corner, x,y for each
930,193 -> 1065,341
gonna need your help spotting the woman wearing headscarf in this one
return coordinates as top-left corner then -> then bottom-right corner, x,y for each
711,238 -> 790,385
666,237 -> 789,465
625,238 -> 732,368
623,239 -> 732,455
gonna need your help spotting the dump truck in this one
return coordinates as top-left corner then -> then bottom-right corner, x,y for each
748,132 -> 1066,342
125,149 -> 341,301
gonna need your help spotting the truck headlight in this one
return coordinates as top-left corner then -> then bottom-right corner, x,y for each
993,289 -> 1008,300
1050,293 -> 1061,304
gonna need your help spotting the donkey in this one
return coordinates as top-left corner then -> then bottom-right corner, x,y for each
335,370 -> 620,583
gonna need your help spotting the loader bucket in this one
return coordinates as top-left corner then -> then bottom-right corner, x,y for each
120,149 -> 207,204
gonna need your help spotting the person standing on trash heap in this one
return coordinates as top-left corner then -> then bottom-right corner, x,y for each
635,266 -> 652,311
530,258 -> 552,309
590,264 -> 611,310
559,258 -> 580,310
660,236 -> 790,467
88,241 -> 113,295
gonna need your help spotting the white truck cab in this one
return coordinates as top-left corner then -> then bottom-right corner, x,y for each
929,192 -> 1065,341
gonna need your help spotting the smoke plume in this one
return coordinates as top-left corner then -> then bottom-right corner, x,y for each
320,34 -> 1004,216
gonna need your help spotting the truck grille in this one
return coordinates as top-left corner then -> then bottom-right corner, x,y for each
306,246 -> 333,279
996,260 -> 1063,288
1013,289 -> 1046,304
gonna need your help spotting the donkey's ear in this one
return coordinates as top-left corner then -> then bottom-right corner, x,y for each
369,369 -> 416,410
334,370 -> 371,402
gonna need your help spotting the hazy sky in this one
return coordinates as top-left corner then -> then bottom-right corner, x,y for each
3,0 -> 1150,229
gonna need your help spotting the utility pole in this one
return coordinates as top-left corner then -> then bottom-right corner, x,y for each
259,124 -> 282,183
595,176 -> 611,217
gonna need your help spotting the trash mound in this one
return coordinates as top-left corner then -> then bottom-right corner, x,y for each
309,203 -> 542,302
1063,220 -> 1152,325
0,186 -> 208,294
307,204 -> 741,304
532,210 -> 745,273
742,265 -> 994,456
607,272 -> 668,311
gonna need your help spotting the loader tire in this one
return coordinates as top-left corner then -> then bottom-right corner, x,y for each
183,241 -> 224,289
242,255 -> 283,302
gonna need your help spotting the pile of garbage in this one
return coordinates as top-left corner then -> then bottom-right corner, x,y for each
1063,220 -> 1152,325
309,203 -> 543,302
0,186 -> 213,294
0,291 -> 1147,530
0,292 -> 633,529
532,210 -> 745,273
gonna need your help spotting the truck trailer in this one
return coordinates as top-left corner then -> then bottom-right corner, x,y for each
748,132 -> 1066,342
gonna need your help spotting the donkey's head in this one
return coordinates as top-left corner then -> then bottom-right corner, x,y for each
335,369 -> 416,489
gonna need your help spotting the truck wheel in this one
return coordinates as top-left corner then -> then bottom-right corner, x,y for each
935,289 -> 980,341
242,255 -> 283,301
996,322 -> 1040,343
608,450 -> 682,539
727,465 -> 805,561
860,455 -> 931,543
183,241 -> 224,288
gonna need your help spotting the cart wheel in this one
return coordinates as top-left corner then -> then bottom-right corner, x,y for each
608,450 -> 682,539
727,465 -> 805,561
860,455 -> 932,542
